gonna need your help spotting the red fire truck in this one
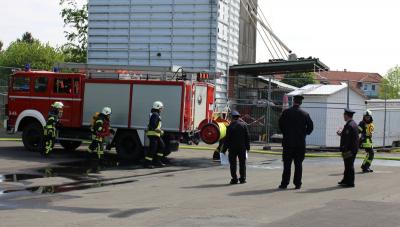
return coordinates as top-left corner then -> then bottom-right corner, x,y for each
5,64 -> 215,160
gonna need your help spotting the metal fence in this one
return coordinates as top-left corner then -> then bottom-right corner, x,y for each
229,75 -> 400,148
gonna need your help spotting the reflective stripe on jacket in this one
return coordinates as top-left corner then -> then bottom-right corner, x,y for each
146,112 -> 162,137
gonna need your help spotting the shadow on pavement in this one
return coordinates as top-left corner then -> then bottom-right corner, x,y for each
181,183 -> 232,189
229,188 -> 283,196
297,186 -> 347,193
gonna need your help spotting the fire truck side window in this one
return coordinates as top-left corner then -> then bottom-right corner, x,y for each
34,77 -> 48,93
74,78 -> 80,94
54,78 -> 72,94
12,76 -> 30,92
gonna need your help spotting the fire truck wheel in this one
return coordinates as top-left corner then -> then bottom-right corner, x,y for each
115,131 -> 143,161
60,140 -> 82,152
22,122 -> 44,152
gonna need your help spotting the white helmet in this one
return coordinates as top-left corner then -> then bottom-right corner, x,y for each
52,101 -> 64,109
152,101 -> 164,110
364,109 -> 372,117
102,107 -> 112,116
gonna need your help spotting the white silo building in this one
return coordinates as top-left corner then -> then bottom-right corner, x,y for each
87,0 -> 257,108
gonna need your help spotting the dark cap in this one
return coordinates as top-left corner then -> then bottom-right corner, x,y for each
344,108 -> 355,114
293,95 -> 304,100
231,110 -> 241,117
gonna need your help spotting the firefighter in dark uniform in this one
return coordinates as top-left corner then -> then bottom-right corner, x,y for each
278,95 -> 314,189
88,107 -> 112,159
222,110 -> 250,184
359,110 -> 375,173
42,101 -> 64,156
337,108 -> 359,187
144,101 -> 166,168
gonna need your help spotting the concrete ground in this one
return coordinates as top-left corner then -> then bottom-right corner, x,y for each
1,141 -> 400,227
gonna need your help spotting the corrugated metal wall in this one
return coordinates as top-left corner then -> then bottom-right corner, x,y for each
88,0 -> 242,109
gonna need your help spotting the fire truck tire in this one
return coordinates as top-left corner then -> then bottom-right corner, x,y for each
22,121 -> 44,152
115,131 -> 143,161
60,140 -> 82,152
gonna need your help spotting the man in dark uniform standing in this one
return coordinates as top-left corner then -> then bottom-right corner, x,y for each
222,110 -> 250,184
337,108 -> 359,187
278,95 -> 314,189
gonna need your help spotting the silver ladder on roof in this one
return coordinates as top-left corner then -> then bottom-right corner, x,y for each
55,63 -> 219,81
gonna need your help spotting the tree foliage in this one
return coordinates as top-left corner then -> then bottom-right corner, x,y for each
379,66 -> 400,99
0,33 -> 64,72
281,72 -> 315,88
17,32 -> 36,44
60,0 -> 88,63
0,40 -> 3,52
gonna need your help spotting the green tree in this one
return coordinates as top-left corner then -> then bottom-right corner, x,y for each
0,40 -> 3,52
379,66 -> 400,99
60,0 -> 88,63
281,72 -> 315,88
0,39 -> 64,72
17,32 -> 36,44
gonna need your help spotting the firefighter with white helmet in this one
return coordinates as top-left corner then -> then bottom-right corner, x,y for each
358,109 -> 375,173
144,101 -> 166,168
42,101 -> 64,156
88,107 -> 112,159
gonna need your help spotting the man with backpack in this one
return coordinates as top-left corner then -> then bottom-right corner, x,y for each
88,107 -> 112,159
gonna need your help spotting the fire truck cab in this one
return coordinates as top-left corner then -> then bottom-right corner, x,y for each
6,66 -> 215,161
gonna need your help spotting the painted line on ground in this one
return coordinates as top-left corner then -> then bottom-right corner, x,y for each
180,145 -> 400,161
0,138 -> 22,141
1,141 -> 399,161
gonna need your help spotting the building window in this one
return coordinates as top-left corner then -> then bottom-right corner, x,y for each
363,84 -> 368,91
371,84 -> 376,91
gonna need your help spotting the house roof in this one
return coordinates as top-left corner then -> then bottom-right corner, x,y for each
316,71 -> 382,84
287,83 -> 363,97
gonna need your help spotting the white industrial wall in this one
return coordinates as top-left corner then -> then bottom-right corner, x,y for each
88,0 -> 240,109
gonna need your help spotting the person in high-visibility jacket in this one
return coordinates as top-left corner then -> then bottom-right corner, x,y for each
358,110 -> 375,173
42,101 -> 64,156
88,107 -> 112,159
144,101 -> 166,168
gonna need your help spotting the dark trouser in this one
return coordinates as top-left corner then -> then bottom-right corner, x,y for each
213,139 -> 225,160
88,136 -> 104,159
145,136 -> 165,162
361,148 -> 374,170
43,135 -> 55,155
228,150 -> 246,180
281,147 -> 305,187
342,153 -> 357,185
43,128 -> 56,155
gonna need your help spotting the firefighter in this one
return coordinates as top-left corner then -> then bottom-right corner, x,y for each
144,101 -> 166,168
337,108 -> 359,187
42,101 -> 64,156
359,110 -> 375,173
88,107 -> 112,159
